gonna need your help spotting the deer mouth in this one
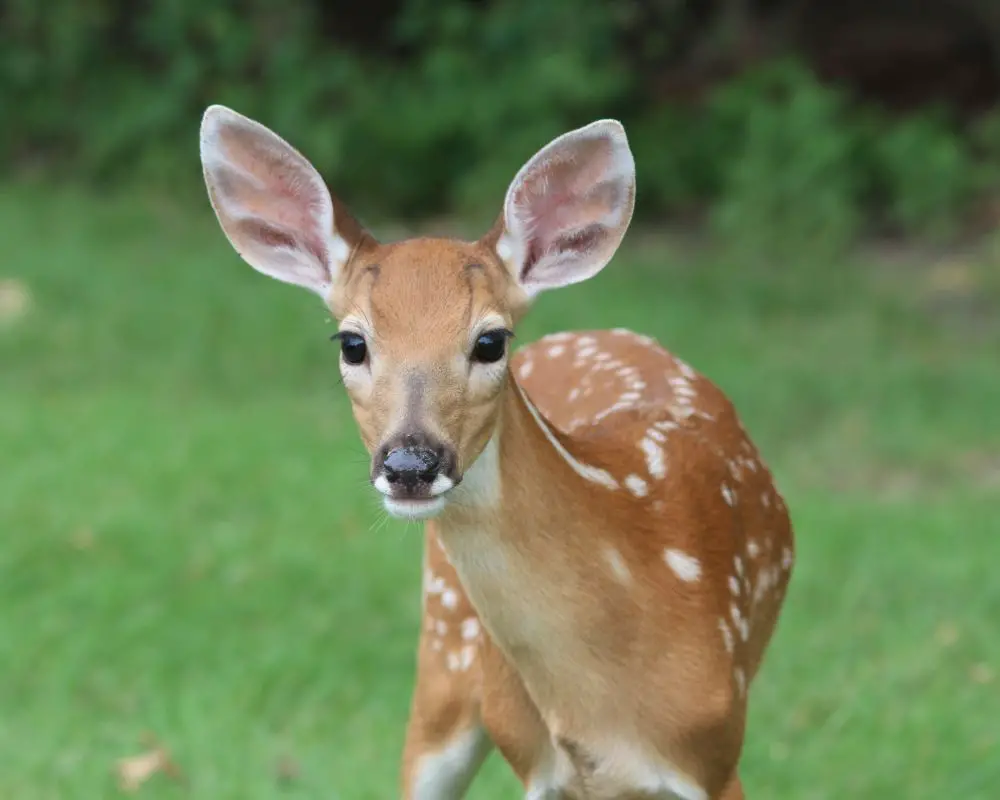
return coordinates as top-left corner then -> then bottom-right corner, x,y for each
382,495 -> 449,521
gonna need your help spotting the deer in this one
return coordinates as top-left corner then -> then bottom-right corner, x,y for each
199,105 -> 795,799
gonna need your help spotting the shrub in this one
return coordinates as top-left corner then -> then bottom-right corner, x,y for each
706,61 -> 863,262
1,0 -> 997,245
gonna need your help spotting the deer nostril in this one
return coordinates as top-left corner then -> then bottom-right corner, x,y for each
383,446 -> 441,487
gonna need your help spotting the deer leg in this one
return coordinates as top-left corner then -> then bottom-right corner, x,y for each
719,772 -> 745,800
401,530 -> 493,799
401,690 -> 490,800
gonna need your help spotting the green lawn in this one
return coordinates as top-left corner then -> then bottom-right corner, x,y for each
1,184 -> 998,798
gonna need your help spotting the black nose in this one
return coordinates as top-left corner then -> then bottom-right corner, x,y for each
383,445 -> 441,488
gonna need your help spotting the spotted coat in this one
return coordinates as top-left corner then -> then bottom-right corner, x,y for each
406,328 -> 794,799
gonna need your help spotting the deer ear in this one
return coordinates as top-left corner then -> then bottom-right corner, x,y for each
199,105 -> 371,297
491,120 -> 636,297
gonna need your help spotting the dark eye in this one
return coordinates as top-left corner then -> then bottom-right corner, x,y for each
333,331 -> 368,365
471,329 -> 510,364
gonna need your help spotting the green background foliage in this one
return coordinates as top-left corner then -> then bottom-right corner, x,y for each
4,0 -> 1000,252
2,1 -> 1000,796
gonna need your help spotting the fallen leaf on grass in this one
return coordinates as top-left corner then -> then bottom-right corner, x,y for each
934,621 -> 960,648
70,527 -> 95,551
276,754 -> 300,785
115,734 -> 183,793
970,663 -> 995,685
924,261 -> 980,295
0,278 -> 31,325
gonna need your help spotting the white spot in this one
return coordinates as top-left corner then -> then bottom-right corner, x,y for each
677,360 -> 697,379
441,589 -> 458,610
611,327 -> 631,336
577,346 -> 598,358
373,474 -> 392,495
625,474 -> 648,497
721,484 -> 736,506
459,644 -> 476,670
647,428 -> 666,443
576,335 -> 597,347
518,359 -> 534,379
518,385 -> 619,490
734,556 -> 744,577
619,391 -> 641,402
730,603 -> 749,641
592,400 -> 633,424
761,492 -> 771,508
568,387 -> 580,402
782,547 -> 794,570
435,620 -> 448,635
747,539 -> 760,558
654,420 -> 679,432
640,437 -> 667,479
547,344 -> 566,358
447,651 -> 460,671
461,617 -> 480,641
728,576 -> 740,596
734,667 -> 746,696
631,379 -> 647,390
603,546 -> 632,584
426,575 -> 445,595
664,549 -> 701,582
718,617 -> 734,653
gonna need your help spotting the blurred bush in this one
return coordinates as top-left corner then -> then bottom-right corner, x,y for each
2,0 -> 999,251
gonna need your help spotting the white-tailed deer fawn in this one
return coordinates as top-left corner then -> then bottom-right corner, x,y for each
200,106 -> 795,799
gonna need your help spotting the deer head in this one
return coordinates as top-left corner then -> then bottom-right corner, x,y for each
199,106 -> 636,520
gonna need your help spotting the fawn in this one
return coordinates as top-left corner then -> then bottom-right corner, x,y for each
200,106 -> 794,799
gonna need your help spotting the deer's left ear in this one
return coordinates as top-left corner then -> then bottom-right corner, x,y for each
200,105 -> 373,298
489,120 -> 636,297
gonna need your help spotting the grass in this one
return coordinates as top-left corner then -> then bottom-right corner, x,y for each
1,182 -> 998,798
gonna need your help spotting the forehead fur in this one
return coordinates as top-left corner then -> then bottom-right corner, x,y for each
330,237 -> 523,355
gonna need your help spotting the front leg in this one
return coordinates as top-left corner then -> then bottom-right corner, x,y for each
401,530 -> 492,799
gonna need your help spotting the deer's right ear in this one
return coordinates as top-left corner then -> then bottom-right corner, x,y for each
199,105 -> 369,297
489,120 -> 636,299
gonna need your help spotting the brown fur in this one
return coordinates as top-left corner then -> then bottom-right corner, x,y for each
399,327 -> 793,798
199,107 -> 794,798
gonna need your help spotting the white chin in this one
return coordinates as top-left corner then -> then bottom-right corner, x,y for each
383,496 -> 448,521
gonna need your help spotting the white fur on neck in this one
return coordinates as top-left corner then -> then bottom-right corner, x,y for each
451,435 -> 501,511
515,383 -> 620,490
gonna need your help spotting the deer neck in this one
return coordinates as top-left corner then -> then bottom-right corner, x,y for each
432,371 -> 613,671
437,369 -> 600,545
